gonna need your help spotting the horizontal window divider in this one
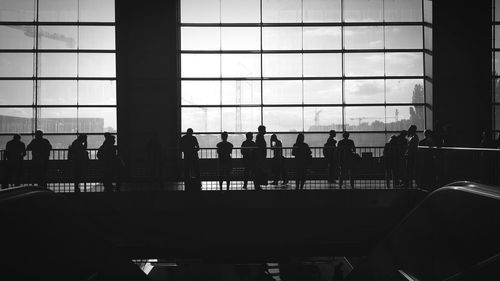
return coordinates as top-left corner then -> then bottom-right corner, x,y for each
182,130 -> 426,135
424,77 -> 433,83
181,76 -> 425,81
181,103 -> 426,108
424,49 -> 433,55
0,105 -> 117,108
180,22 -> 426,27
180,49 -> 425,54
0,49 -> 115,53
0,22 -> 115,26
0,77 -> 116,80
423,22 -> 433,28
0,132 -> 116,136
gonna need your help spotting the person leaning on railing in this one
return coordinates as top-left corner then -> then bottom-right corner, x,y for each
2,134 -> 26,189
26,130 -> 52,188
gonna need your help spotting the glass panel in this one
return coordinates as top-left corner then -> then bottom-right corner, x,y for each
344,26 -> 383,49
303,0 -> 341,22
79,53 -> 116,77
303,27 -> 341,50
38,0 -> 78,22
343,0 -> 383,22
304,107 -> 342,131
222,107 -> 261,132
87,134 -> 114,149
39,80 -> 77,105
496,105 -> 500,131
181,54 -> 220,78
0,53 -> 33,77
344,53 -> 384,76
262,27 -> 302,50
263,107 -> 303,132
0,81 -> 33,105
0,108 -> 33,133
386,105 -> 424,131
191,133 -> 247,149
303,80 -> 342,104
181,27 -> 220,50
263,80 -> 302,105
0,0 -> 35,21
385,26 -> 423,49
38,26 -> 77,49
78,80 -> 116,105
496,52 -> 500,74
182,107 -> 221,132
424,53 -> 432,78
386,79 -> 424,104
221,0 -> 260,23
262,0 -> 302,23
38,53 -> 77,77
78,107 -> 117,133
344,106 -> 385,131
181,0 -> 220,23
263,54 -> 302,77
385,52 -> 423,76
348,133 -> 387,147
424,27 -> 432,51
222,80 -> 261,105
79,26 -> 115,50
0,25 -> 34,49
221,27 -> 260,50
182,81 -> 220,105
425,107 -> 432,130
44,135 -> 75,149
425,80 -> 432,105
221,54 -> 260,77
384,0 -> 422,22
423,0 -> 432,24
304,53 -> 342,77
38,107 -> 78,133
344,80 -> 384,104
79,0 -> 115,22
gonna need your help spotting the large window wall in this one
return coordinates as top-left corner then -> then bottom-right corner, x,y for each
0,0 -> 116,148
180,0 -> 432,147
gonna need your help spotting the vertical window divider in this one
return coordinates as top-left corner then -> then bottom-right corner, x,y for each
340,0 -> 345,132
34,0 -> 40,134
259,0 -> 264,126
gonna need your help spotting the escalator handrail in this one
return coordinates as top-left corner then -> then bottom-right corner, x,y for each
0,186 -> 52,202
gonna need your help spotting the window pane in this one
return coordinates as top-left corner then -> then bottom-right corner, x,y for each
303,80 -> 342,104
344,80 -> 384,104
221,54 -> 260,77
262,27 -> 302,50
39,80 -> 77,105
263,54 -> 302,77
424,53 -> 432,78
303,27 -> 341,50
181,54 -> 220,78
182,107 -> 221,132
386,53 -> 423,76
425,107 -> 432,130
263,80 -> 302,105
0,25 -> 34,49
221,27 -> 260,50
44,134 -> 75,149
384,0 -> 422,22
343,0 -> 383,22
222,80 -> 261,105
221,0 -> 260,23
222,107 -> 261,132
496,106 -> 500,131
496,79 -> 500,103
423,0 -> 432,23
344,53 -> 384,76
181,0 -> 220,23
386,79 -> 424,104
425,80 -> 432,105
303,0 -> 341,22
87,134 -> 114,149
425,26 -> 433,51
79,26 -> 115,50
0,81 -> 33,105
38,107 -> 78,133
262,0 -> 302,23
344,26 -> 383,49
304,107 -> 342,131
181,27 -> 220,50
344,106 -> 385,131
385,26 -> 423,49
182,81 -> 220,105
78,80 -> 116,105
303,53 -> 342,77
0,0 -> 35,21
349,133 -> 387,147
78,107 -> 117,133
38,26 -> 77,49
79,53 -> 116,77
0,53 -> 33,77
38,0 -> 78,22
263,107 -> 303,132
386,105 -> 424,131
38,53 -> 77,77
79,0 -> 115,22
0,108 -> 33,133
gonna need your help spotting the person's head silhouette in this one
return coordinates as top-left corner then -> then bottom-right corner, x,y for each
296,133 -> 304,143
77,134 -> 87,142
13,134 -> 21,141
329,130 -> 336,138
343,132 -> 350,139
424,129 -> 432,139
408,125 -> 417,136
221,131 -> 228,141
186,128 -> 194,136
270,134 -> 277,142
245,132 -> 253,141
258,125 -> 266,134
35,130 -> 43,139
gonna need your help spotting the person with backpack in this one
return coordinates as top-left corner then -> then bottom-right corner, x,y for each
97,133 -> 119,192
26,130 -> 52,187
68,134 -> 89,192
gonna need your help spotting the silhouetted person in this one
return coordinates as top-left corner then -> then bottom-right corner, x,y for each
395,130 -> 408,187
270,134 -> 288,186
68,134 -> 89,192
323,130 -> 338,184
97,133 -> 119,192
292,133 -> 311,190
3,134 -> 26,188
338,132 -> 355,189
146,133 -> 162,186
419,129 -> 434,146
26,130 -> 52,187
333,262 -> 343,281
253,125 -> 268,190
405,125 -> 419,188
383,135 -> 399,188
180,128 -> 201,190
241,132 -> 256,190
216,131 -> 233,190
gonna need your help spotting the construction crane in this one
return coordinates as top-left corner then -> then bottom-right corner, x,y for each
181,97 -> 208,132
